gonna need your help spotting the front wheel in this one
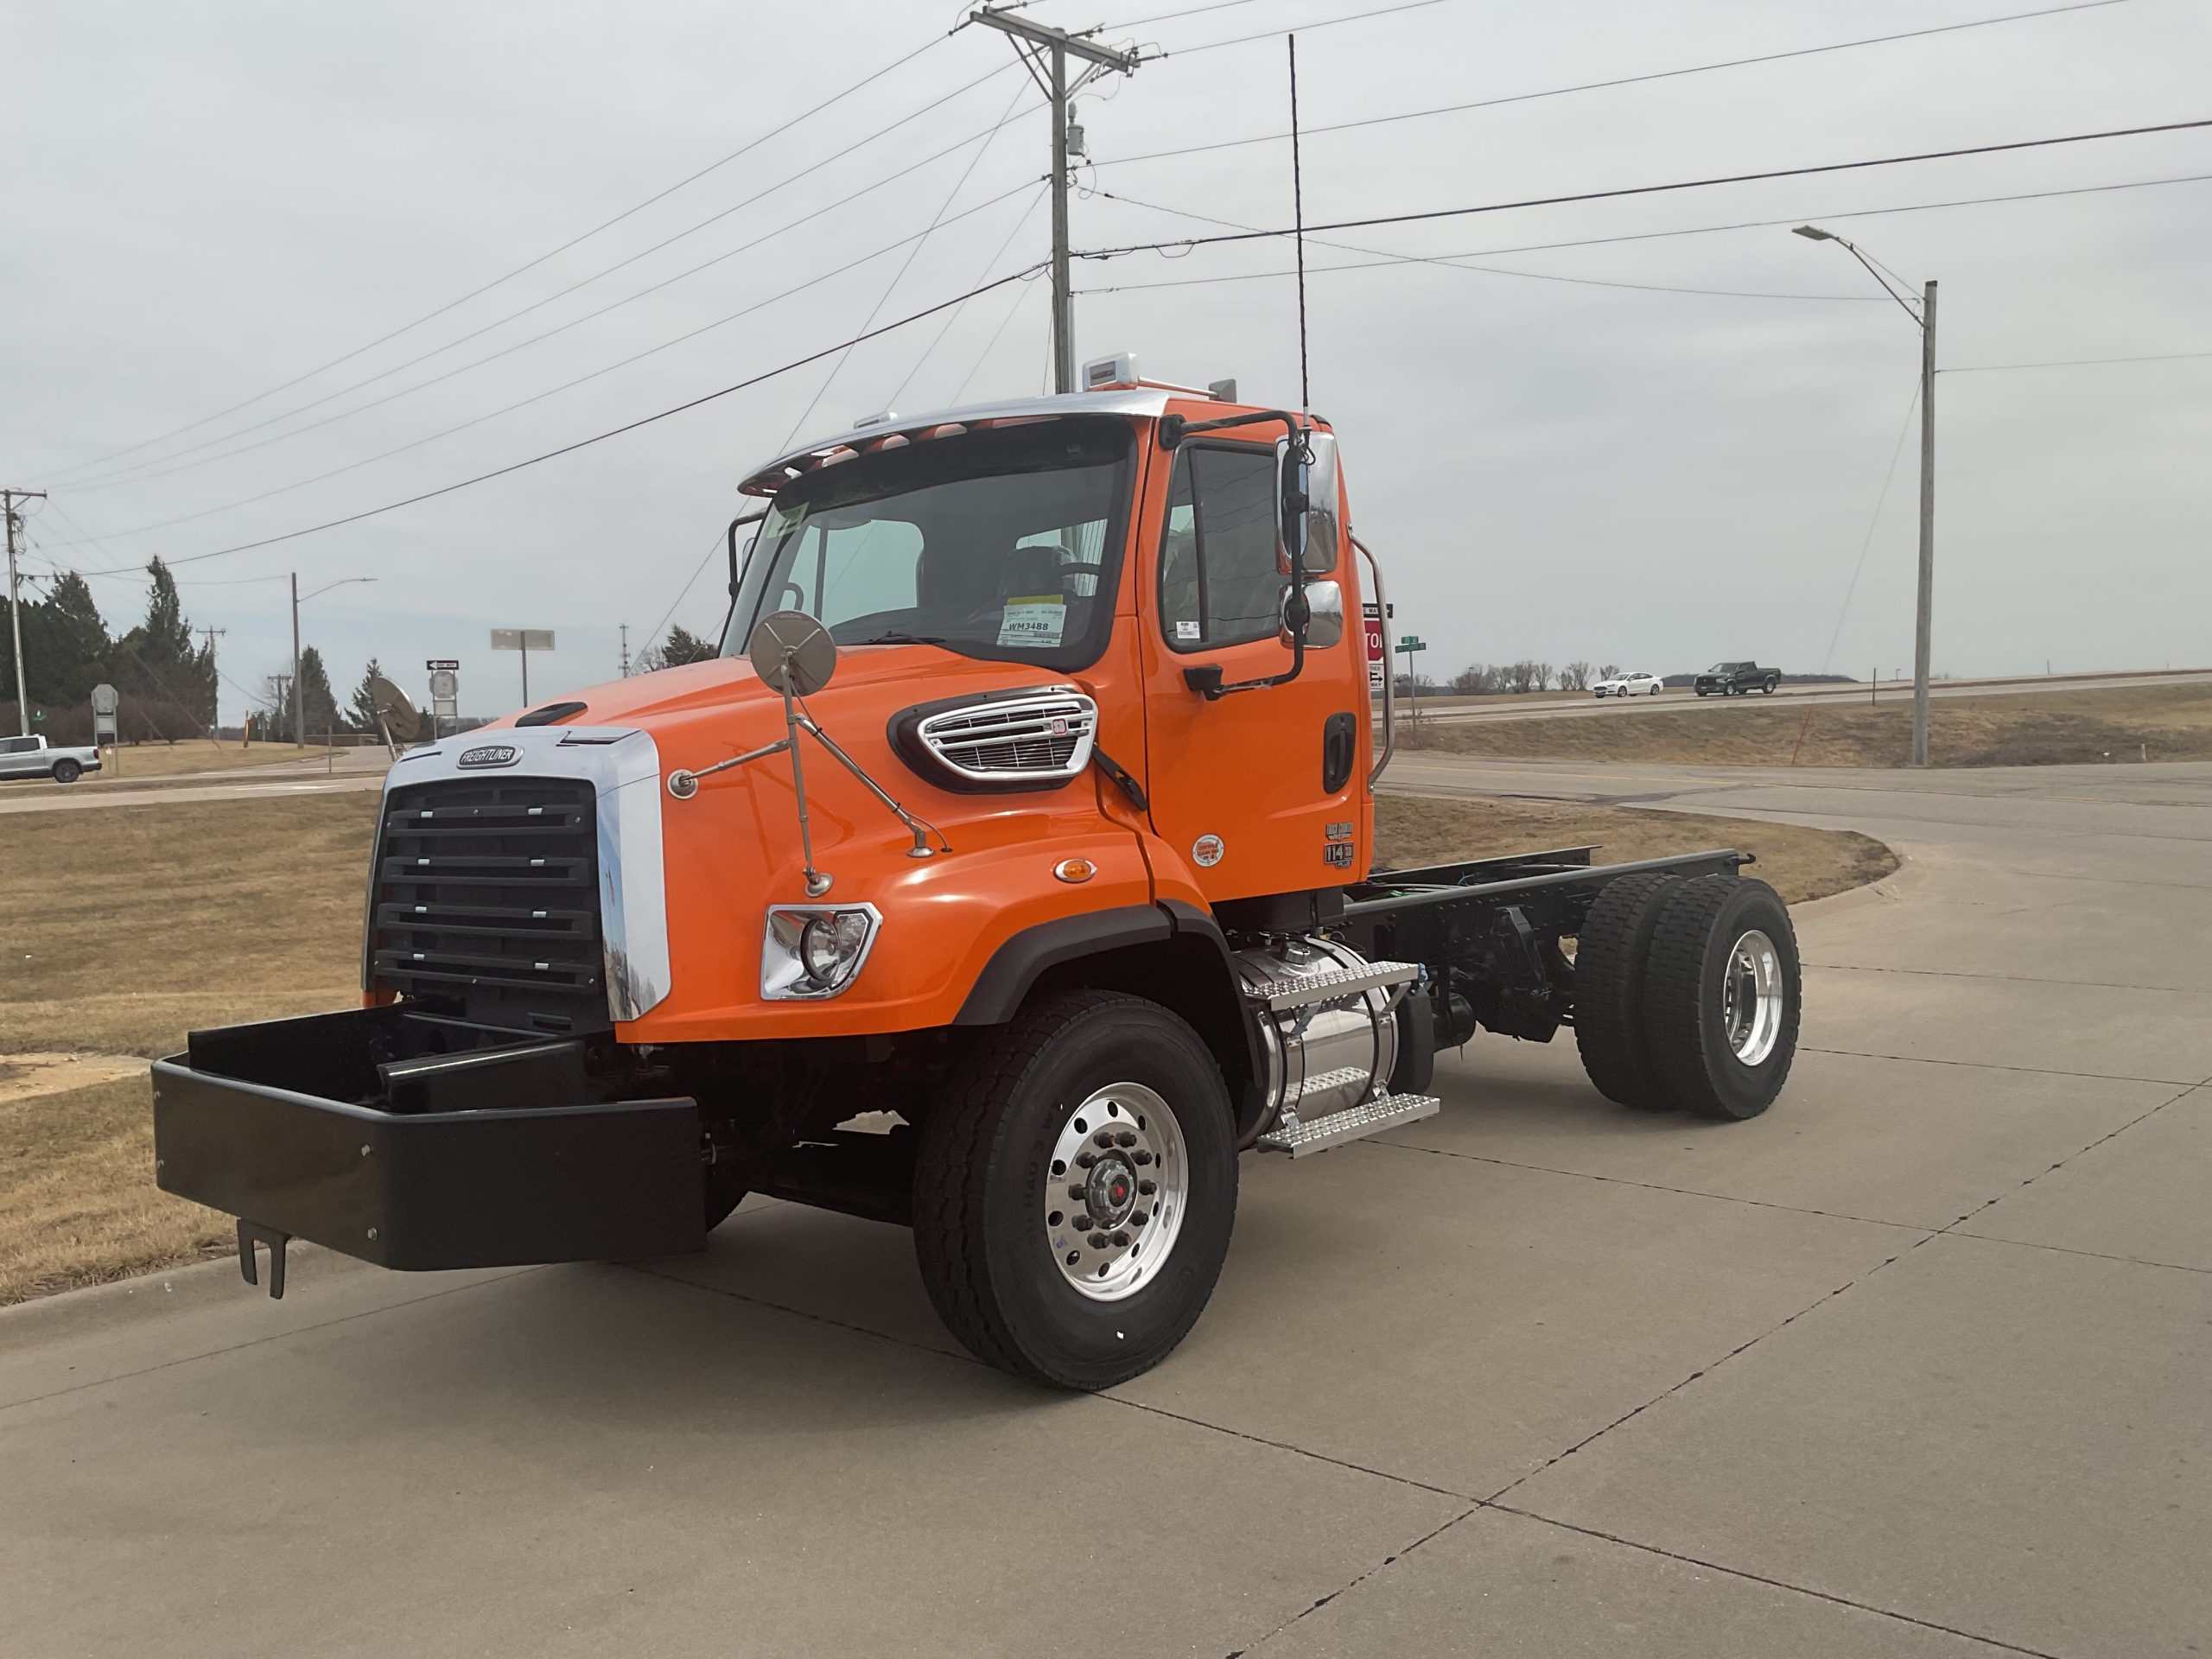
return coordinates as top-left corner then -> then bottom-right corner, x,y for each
52,760 -> 82,785
1762,679 -> 1777,695
912,989 -> 1237,1390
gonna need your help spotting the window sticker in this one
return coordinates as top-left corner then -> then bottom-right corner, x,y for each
1174,619 -> 1201,640
997,594 -> 1067,649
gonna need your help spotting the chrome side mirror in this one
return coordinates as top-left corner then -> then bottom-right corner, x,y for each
1277,430 -> 1341,576
1282,579 -> 1344,649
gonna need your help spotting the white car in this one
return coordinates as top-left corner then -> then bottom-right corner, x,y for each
1592,672 -> 1663,698
0,733 -> 103,783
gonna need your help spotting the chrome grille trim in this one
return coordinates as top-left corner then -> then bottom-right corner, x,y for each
915,689 -> 1097,785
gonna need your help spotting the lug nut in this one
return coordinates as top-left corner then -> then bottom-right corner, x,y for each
1094,1131 -> 1116,1148
1132,1150 -> 1152,1166
1088,1233 -> 1109,1250
1069,1183 -> 1088,1201
1075,1152 -> 1096,1169
1116,1132 -> 1137,1147
1131,1209 -> 1148,1227
1137,1179 -> 1156,1196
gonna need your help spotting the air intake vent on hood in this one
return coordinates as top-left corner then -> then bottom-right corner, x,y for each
889,686 -> 1098,793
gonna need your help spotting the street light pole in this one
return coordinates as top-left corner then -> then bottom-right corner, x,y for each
1792,226 -> 1936,765
3,488 -> 47,735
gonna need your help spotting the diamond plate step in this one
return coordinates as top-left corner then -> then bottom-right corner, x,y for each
1283,1065 -> 1371,1107
1256,1090 -> 1442,1157
1248,960 -> 1421,1012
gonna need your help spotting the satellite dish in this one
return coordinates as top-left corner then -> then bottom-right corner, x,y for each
748,610 -> 836,697
368,676 -> 425,743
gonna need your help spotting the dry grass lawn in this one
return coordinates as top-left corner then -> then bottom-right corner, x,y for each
0,787 -> 1891,1305
1400,683 -> 2212,768
1375,794 -> 1896,906
66,741 -> 344,781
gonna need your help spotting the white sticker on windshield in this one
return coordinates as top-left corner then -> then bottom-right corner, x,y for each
1175,619 -> 1200,640
998,594 -> 1066,649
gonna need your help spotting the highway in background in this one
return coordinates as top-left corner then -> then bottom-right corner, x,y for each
1395,666 -> 2212,726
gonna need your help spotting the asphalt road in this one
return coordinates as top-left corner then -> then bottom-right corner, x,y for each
8,759 -> 2212,1656
1403,665 -> 2212,725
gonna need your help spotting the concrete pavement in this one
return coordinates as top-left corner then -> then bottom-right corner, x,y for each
7,758 -> 2210,1656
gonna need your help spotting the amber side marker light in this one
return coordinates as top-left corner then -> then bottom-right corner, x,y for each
1054,859 -> 1096,884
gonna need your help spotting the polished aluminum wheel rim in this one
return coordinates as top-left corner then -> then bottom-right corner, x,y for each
1721,928 -> 1785,1065
1043,1082 -> 1187,1303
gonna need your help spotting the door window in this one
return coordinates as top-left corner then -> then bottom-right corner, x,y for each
1159,444 -> 1281,652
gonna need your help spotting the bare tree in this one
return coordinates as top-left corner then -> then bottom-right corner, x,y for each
1560,661 -> 1592,691
1505,660 -> 1538,694
1452,663 -> 1496,695
1597,663 -> 1621,681
1533,662 -> 1555,692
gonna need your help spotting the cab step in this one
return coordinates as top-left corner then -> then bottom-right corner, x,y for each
1247,960 -> 1421,1013
1256,1090 -> 1442,1157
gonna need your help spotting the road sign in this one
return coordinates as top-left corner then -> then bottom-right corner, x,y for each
92,712 -> 117,739
1363,603 -> 1385,692
425,658 -> 460,672
490,630 -> 553,652
1397,636 -> 1425,652
90,683 -> 118,715
428,669 -> 459,703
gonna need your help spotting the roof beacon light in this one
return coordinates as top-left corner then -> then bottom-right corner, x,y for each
1082,353 -> 1137,391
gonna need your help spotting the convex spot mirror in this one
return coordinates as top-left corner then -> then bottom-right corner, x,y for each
1275,429 -> 1340,578
749,609 -> 837,696
1281,579 -> 1345,650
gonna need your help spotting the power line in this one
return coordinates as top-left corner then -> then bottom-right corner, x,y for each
1817,378 -> 1923,677
1943,349 -> 2212,372
1073,118 -> 2212,262
53,177 -> 1044,555
40,33 -> 958,485
949,276 -> 1045,404
888,185 -> 1051,405
1080,169 -> 2212,293
1096,0 -> 2139,169
1093,188 -> 1887,301
61,66 -> 1034,494
1163,0 -> 1459,56
126,263 -> 1050,572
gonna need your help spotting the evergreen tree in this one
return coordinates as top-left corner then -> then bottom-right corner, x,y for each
294,645 -> 340,741
657,625 -> 718,667
111,557 -> 217,732
345,658 -> 385,733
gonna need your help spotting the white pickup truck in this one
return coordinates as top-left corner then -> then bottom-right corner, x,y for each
0,733 -> 102,785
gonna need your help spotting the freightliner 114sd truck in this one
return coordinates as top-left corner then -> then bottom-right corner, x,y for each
152,357 -> 1803,1390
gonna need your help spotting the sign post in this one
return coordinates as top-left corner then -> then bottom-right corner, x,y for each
425,660 -> 460,739
90,683 -> 118,775
489,630 -> 553,707
1396,635 -> 1427,725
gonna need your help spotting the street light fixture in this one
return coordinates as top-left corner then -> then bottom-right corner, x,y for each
1795,225 -> 1937,766
290,575 -> 376,747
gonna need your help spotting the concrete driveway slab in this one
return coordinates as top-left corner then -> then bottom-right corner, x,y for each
1961,1084 -> 2212,1271
1510,1231 -> 2212,1659
1112,1142 -> 1916,1499
1392,1039 -> 2174,1231
1260,1503 -> 2000,1658
1,1261 -> 1458,1659
1801,963 -> 2212,1083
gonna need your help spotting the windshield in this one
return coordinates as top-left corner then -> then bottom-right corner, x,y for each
1708,662 -> 1738,673
725,416 -> 1135,671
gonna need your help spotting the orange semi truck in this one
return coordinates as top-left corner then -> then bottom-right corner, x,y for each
151,359 -> 1802,1389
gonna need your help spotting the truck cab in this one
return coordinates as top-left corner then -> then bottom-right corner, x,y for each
1694,661 -> 1781,696
152,362 -> 1803,1389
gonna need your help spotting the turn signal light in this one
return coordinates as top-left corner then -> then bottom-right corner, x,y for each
1054,859 -> 1096,884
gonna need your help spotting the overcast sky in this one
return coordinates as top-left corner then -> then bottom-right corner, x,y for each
6,0 -> 2207,723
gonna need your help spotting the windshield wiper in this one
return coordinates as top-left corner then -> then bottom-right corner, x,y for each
853,631 -> 948,645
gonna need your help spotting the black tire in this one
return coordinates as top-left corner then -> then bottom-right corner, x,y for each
1762,679 -> 1777,696
1573,872 -> 1687,1109
1695,687 -> 1707,697
1641,875 -> 1801,1120
52,760 -> 82,785
912,989 -> 1237,1390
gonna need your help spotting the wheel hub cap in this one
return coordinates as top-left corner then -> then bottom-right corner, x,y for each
1720,928 -> 1785,1066
1043,1083 -> 1188,1303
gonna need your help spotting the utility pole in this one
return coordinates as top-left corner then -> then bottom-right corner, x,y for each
969,8 -> 1141,393
290,572 -> 303,749
3,487 -> 47,735
620,624 -> 630,677
1912,280 -> 1937,769
200,626 -> 226,740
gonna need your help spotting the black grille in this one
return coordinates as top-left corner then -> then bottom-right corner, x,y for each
370,776 -> 606,1030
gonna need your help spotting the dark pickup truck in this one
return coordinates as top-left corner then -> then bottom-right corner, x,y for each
1694,662 -> 1781,696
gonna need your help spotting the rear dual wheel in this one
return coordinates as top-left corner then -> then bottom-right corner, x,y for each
912,990 -> 1236,1390
1576,874 -> 1800,1119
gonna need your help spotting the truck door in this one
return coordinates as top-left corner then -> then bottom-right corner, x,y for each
1137,429 -> 1364,904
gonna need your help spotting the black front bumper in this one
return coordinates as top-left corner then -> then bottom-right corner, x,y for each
152,1006 -> 705,1275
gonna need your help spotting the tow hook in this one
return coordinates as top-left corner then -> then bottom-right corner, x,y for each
237,1220 -> 292,1300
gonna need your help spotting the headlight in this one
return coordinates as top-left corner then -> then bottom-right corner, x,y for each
763,903 -> 882,1000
